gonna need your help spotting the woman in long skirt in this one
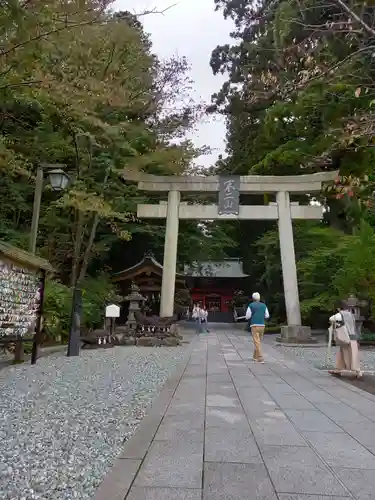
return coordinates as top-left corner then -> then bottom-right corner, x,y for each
328,301 -> 362,378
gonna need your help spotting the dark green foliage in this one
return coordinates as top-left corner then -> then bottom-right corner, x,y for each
211,0 -> 375,322
0,1 -> 236,332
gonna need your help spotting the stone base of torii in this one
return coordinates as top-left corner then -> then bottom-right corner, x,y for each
123,170 -> 337,343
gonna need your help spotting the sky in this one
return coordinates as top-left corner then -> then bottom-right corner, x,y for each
113,0 -> 234,167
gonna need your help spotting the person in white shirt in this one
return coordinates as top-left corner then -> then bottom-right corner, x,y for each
245,292 -> 270,363
199,306 -> 209,333
192,303 -> 206,333
328,301 -> 362,378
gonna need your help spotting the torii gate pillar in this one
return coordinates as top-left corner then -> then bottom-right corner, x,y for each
160,190 -> 180,318
276,191 -> 301,326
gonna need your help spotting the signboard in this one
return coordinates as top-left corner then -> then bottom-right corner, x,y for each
0,260 -> 42,337
105,304 -> 120,318
218,176 -> 240,215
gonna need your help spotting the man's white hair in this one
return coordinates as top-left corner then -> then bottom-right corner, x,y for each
252,292 -> 261,301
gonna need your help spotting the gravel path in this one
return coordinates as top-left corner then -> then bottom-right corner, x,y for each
0,346 -> 189,500
268,336 -> 375,371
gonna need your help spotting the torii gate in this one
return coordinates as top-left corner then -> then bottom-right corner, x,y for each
124,171 -> 337,340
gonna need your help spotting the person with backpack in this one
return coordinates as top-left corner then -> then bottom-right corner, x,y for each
245,292 -> 270,363
328,300 -> 362,378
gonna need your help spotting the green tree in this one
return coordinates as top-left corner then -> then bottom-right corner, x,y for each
0,1 -> 208,287
211,0 -> 375,202
208,0 -> 375,323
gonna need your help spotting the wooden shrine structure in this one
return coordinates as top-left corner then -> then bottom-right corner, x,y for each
112,253 -> 187,322
112,255 -> 248,323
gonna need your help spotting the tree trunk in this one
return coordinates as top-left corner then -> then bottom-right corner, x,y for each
76,169 -> 110,284
77,213 -> 100,284
71,210 -> 84,286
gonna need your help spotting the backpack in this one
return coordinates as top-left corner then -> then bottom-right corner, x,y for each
333,314 -> 351,346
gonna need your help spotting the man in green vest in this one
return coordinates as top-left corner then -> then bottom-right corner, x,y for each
245,292 -> 270,363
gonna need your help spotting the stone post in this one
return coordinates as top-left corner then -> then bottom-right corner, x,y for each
160,190 -> 180,318
276,191 -> 302,326
125,282 -> 145,330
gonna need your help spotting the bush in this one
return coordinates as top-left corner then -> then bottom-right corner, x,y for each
265,325 -> 281,334
300,222 -> 375,320
360,327 -> 375,342
43,275 -> 120,342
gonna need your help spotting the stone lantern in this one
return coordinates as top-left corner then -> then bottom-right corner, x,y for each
124,282 -> 146,330
346,294 -> 367,337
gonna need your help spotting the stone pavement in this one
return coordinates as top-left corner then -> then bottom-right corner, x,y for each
94,331 -> 375,499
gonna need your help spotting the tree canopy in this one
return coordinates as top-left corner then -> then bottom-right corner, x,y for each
0,1 -> 236,338
3,0 -> 375,337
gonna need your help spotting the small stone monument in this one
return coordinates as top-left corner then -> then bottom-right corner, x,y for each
125,282 -> 146,330
346,294 -> 367,338
276,324 -> 317,344
113,282 -> 182,347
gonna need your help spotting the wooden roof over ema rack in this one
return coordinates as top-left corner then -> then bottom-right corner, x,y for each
0,241 -> 54,273
112,253 -> 185,283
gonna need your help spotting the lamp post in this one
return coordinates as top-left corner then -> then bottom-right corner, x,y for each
67,286 -> 82,357
29,164 -> 70,365
29,164 -> 70,254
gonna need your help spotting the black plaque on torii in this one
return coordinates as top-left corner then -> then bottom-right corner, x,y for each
218,176 -> 240,215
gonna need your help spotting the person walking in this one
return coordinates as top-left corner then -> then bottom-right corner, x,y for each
328,300 -> 362,378
200,306 -> 209,333
192,303 -> 200,333
246,292 -> 270,363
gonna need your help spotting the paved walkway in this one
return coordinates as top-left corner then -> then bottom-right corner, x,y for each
95,331 -> 375,499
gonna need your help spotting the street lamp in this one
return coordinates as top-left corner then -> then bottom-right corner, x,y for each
48,168 -> 70,192
29,164 -> 70,255
29,164 -> 70,365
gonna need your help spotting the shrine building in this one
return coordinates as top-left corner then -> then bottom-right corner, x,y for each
183,259 -> 248,322
112,254 -> 248,323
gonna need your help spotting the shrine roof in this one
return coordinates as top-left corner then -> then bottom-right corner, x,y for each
183,259 -> 248,278
112,254 -> 185,282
